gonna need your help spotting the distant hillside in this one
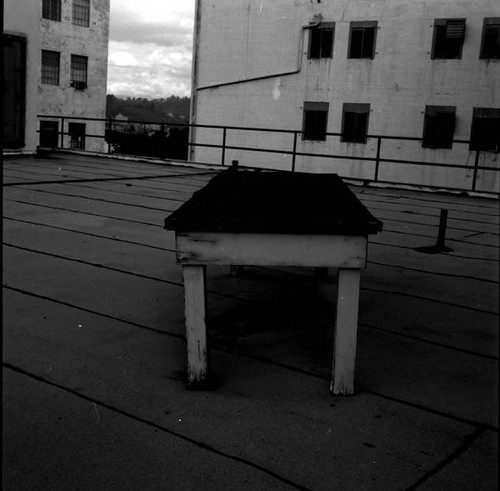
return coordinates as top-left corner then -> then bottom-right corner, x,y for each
106,95 -> 190,123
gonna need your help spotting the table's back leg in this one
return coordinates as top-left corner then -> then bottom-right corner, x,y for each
330,268 -> 361,396
182,265 -> 209,388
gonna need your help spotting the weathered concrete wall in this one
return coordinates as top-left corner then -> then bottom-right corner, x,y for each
192,0 -> 500,193
39,0 -> 110,152
4,0 -> 41,153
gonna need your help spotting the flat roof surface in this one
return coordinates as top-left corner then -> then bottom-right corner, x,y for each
3,152 -> 498,490
165,168 -> 383,235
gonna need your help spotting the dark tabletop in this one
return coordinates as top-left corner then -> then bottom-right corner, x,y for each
164,168 -> 383,235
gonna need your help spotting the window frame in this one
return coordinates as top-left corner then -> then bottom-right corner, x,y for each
302,102 -> 329,141
42,0 -> 61,21
70,54 -> 88,88
308,22 -> 335,60
480,17 -> 500,60
39,120 -> 60,148
41,49 -> 60,85
72,0 -> 90,27
348,21 -> 378,59
431,18 -> 466,60
421,106 -> 456,150
469,107 -> 500,153
341,103 -> 371,144
68,122 -> 86,150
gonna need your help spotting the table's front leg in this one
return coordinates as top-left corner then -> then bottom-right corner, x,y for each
182,265 -> 208,388
330,268 -> 361,396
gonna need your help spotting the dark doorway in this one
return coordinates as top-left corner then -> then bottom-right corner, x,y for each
3,34 -> 26,149
40,121 -> 60,148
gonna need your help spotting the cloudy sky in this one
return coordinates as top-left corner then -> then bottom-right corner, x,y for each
107,0 -> 195,98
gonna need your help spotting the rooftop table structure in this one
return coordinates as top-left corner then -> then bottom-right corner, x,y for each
165,167 -> 383,395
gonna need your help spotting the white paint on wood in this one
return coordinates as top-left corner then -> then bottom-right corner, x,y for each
330,268 -> 361,396
182,265 -> 208,388
177,232 -> 367,268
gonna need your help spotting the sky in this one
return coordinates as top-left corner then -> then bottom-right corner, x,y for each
107,0 -> 195,99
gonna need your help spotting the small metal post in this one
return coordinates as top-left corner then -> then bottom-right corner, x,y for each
60,117 -> 65,149
471,150 -> 480,192
108,118 -> 112,154
231,159 -> 239,169
291,131 -> 298,172
221,127 -> 227,166
436,209 -> 448,249
374,137 -> 382,182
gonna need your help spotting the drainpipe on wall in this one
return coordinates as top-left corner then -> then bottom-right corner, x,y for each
189,0 -> 202,161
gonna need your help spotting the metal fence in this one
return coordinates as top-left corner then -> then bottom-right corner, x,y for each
37,114 -> 499,194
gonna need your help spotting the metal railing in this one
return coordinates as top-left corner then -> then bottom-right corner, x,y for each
37,114 -> 499,195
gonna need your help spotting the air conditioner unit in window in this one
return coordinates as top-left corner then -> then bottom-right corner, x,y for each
70,80 -> 87,90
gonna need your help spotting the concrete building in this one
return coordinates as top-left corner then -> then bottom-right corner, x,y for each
3,0 -> 41,153
3,0 -> 110,154
190,0 -> 500,194
39,0 -> 110,152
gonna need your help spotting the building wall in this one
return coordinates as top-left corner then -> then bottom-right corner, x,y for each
192,0 -> 500,193
4,0 -> 41,153
39,0 -> 110,152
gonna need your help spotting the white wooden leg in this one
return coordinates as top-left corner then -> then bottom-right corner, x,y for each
330,268 -> 361,396
182,265 -> 208,388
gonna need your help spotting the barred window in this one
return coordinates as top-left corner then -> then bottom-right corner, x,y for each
432,19 -> 466,59
308,23 -> 335,59
470,108 -> 500,152
71,55 -> 88,83
348,21 -> 377,59
302,102 -> 329,141
480,18 -> 500,59
42,0 -> 61,21
73,0 -> 90,27
422,106 -> 456,149
41,50 -> 60,85
68,123 -> 86,150
342,103 -> 370,143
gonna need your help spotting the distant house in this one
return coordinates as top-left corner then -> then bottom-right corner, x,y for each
190,0 -> 500,193
3,0 -> 110,154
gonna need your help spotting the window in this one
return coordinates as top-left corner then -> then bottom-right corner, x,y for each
68,123 -> 86,149
308,23 -> 334,59
39,121 -> 59,148
470,108 -> 500,152
480,18 -> 500,59
422,106 -> 456,149
302,102 -> 329,141
348,22 -> 377,59
42,0 -> 61,21
341,103 -> 370,143
73,0 -> 90,27
70,55 -> 88,88
41,50 -> 60,85
432,19 -> 466,59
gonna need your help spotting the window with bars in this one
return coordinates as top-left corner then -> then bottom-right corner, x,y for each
348,21 -> 377,59
470,108 -> 500,152
422,106 -> 456,149
69,123 -> 86,150
71,55 -> 88,88
302,102 -> 329,141
480,18 -> 500,59
39,121 -> 59,147
341,103 -> 370,143
432,19 -> 466,59
41,50 -> 60,85
42,0 -> 61,21
308,23 -> 335,59
73,0 -> 90,27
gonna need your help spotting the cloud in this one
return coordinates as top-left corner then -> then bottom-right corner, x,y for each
107,0 -> 194,98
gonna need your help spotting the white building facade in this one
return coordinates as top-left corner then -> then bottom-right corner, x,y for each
191,0 -> 500,194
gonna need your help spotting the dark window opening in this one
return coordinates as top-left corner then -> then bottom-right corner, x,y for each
73,0 -> 90,27
69,123 -> 86,150
302,102 -> 329,141
348,22 -> 377,59
70,55 -> 88,88
40,121 -> 59,148
42,0 -> 61,21
480,18 -> 500,59
342,103 -> 370,143
422,106 -> 456,149
41,50 -> 60,85
432,19 -> 466,59
470,108 -> 500,152
308,24 -> 334,59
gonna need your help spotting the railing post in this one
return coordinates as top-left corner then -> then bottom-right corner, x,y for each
291,131 -> 298,172
108,118 -> 112,154
221,127 -> 227,166
471,150 -> 480,192
60,117 -> 65,149
374,136 -> 382,182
